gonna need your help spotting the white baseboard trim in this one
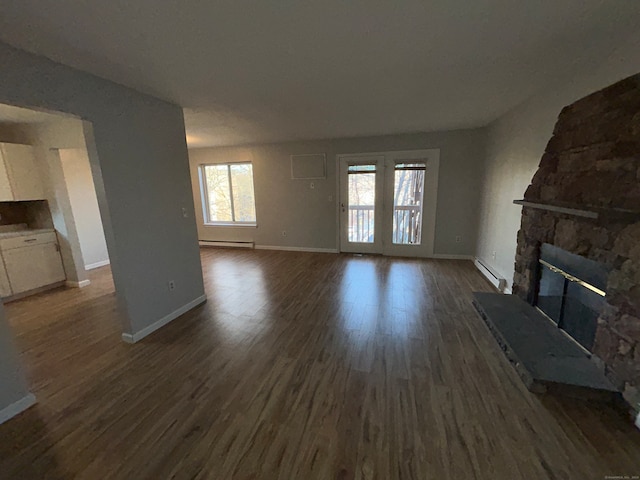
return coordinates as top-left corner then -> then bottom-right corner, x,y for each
199,241 -> 254,249
636,411 -> 640,431
66,279 -> 91,288
474,257 -> 508,293
255,245 -> 338,253
122,294 -> 207,344
0,393 -> 36,425
430,254 -> 474,260
85,260 -> 110,270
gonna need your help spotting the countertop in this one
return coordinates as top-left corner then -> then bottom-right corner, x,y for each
0,228 -> 56,239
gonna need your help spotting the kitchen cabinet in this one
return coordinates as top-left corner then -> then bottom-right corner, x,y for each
0,231 -> 65,296
0,143 -> 46,201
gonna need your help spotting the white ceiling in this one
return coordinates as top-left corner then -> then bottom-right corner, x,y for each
0,1 -> 637,147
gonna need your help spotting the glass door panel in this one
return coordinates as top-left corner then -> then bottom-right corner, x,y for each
392,163 -> 425,245
339,156 -> 384,254
347,164 -> 376,243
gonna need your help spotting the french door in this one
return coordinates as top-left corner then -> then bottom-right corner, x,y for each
338,149 -> 440,257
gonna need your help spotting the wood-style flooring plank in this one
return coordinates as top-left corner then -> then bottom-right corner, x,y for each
0,249 -> 639,479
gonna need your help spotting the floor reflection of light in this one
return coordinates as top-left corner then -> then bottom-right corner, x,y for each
208,258 -> 270,343
342,258 -> 382,302
338,258 -> 380,331
336,257 -> 382,355
385,263 -> 421,338
337,258 -> 427,341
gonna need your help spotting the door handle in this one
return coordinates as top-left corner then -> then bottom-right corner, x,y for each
341,203 -> 345,212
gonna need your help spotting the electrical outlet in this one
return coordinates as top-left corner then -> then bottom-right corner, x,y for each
492,251 -> 497,260
168,280 -> 176,291
328,195 -> 333,202
455,235 -> 462,243
182,207 -> 188,218
282,231 -> 287,237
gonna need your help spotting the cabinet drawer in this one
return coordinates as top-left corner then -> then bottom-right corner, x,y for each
0,232 -> 58,251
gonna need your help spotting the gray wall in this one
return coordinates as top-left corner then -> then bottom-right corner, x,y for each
0,41 -> 205,414
31,120 -> 108,281
43,148 -> 88,284
32,120 -> 89,284
59,148 -> 110,269
190,128 -> 486,256
476,31 -> 640,290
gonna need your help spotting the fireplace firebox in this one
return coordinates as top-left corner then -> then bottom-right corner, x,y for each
535,244 -> 610,352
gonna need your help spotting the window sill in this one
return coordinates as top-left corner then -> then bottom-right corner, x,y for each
203,223 -> 257,228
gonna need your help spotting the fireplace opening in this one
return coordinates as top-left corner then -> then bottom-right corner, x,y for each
535,244 -> 610,352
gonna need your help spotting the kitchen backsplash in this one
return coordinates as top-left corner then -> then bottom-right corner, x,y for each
0,200 -> 54,229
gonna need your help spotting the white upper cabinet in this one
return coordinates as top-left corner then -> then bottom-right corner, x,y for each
0,143 -> 46,201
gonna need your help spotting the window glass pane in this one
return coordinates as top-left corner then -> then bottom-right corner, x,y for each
393,163 -> 425,245
395,163 -> 426,171
348,164 -> 376,173
203,165 -> 232,222
230,164 -> 257,222
347,164 -> 376,243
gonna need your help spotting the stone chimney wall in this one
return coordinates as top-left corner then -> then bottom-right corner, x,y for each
514,74 -> 640,409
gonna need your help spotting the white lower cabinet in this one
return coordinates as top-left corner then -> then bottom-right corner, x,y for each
0,232 -> 66,297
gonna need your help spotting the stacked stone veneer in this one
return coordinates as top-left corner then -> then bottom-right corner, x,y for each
513,74 -> 640,410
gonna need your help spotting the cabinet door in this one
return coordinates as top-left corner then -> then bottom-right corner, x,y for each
1,143 -> 46,200
0,147 -> 14,201
4,243 -> 66,294
0,261 -> 12,297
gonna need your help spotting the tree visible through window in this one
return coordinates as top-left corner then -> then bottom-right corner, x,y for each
393,162 -> 426,245
200,163 -> 256,224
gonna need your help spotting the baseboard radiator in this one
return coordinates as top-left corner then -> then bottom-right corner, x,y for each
474,258 -> 507,292
198,240 -> 254,249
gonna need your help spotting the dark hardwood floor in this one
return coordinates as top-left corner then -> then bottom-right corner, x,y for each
0,248 -> 639,479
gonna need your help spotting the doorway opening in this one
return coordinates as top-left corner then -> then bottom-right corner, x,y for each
338,149 -> 439,257
0,102 -> 121,414
0,104 -> 112,299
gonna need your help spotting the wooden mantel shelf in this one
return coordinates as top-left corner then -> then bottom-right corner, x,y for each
513,200 -> 640,222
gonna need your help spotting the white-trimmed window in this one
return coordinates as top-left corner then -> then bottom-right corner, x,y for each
199,163 -> 257,225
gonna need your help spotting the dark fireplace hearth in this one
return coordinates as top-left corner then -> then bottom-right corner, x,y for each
472,292 -> 619,402
536,244 -> 610,352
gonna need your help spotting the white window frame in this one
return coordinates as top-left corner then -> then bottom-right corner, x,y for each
199,162 -> 257,227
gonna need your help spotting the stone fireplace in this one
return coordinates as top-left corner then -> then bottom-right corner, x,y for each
513,73 -> 640,412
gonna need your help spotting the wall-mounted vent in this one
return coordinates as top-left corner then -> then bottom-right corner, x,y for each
291,154 -> 326,179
